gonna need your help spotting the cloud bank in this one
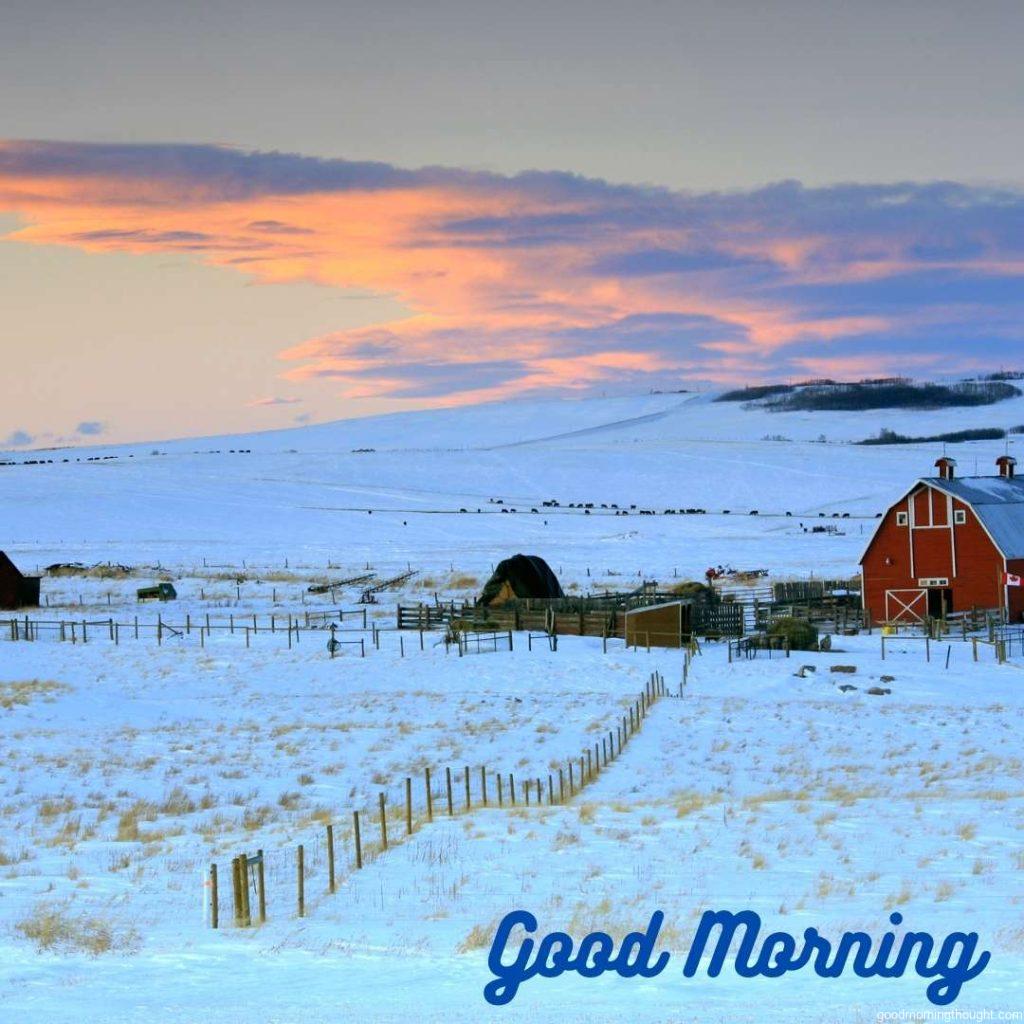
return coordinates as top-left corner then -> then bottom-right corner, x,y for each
2,140 -> 1023,403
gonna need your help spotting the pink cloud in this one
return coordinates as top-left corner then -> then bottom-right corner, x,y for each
2,141 -> 1024,401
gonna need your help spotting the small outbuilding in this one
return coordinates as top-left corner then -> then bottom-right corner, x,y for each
0,551 -> 41,611
624,601 -> 693,648
479,554 -> 564,607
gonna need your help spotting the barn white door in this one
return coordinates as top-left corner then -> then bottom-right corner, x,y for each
885,588 -> 927,623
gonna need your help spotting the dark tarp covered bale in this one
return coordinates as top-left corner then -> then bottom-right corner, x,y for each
479,554 -> 564,607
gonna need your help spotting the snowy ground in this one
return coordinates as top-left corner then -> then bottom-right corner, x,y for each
2,632 -> 1023,1022
2,393 -> 1024,1022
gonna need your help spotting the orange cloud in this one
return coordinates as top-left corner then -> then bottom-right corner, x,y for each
2,141 -> 1023,401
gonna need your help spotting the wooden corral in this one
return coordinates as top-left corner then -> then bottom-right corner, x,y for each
397,593 -> 745,639
0,551 -> 40,611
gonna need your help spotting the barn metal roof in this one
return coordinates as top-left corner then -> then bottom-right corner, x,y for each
924,476 -> 1024,560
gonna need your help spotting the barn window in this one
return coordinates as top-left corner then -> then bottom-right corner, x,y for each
896,511 -> 909,526
954,509 -> 966,525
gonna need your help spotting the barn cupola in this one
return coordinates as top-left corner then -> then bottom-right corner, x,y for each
934,456 -> 957,480
996,454 -> 1017,479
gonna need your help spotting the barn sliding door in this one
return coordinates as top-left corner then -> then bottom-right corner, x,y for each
885,588 -> 927,623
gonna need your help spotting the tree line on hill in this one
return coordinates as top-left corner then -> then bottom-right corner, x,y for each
716,378 -> 1021,411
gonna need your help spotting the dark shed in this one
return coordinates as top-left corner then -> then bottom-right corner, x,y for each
0,551 -> 41,611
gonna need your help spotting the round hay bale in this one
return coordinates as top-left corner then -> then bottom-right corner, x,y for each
767,617 -> 819,651
668,580 -> 719,603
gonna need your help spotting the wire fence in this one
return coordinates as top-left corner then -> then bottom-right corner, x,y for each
212,671 -> 670,929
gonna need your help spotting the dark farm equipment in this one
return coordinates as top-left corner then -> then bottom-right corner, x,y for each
307,573 -> 375,595
360,570 -> 417,604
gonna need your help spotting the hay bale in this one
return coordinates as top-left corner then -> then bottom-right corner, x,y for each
478,554 -> 564,607
668,580 -> 719,603
767,617 -> 819,651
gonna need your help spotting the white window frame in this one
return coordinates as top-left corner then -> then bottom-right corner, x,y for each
896,511 -> 909,526
953,509 -> 966,525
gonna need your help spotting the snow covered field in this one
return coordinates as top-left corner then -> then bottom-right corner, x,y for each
2,392 -> 1023,1022
7,388 -> 1024,583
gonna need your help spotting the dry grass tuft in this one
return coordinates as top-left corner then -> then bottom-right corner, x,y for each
16,902 -> 141,955
1,680 -> 72,710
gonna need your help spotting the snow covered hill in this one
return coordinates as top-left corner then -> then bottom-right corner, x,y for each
3,386 -> 1023,582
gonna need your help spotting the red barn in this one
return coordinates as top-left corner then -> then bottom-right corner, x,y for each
0,551 -> 41,611
860,455 -> 1024,624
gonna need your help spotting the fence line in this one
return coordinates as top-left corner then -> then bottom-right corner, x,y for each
213,671 -> 669,929
879,632 -> 1010,665
3,607 -> 373,650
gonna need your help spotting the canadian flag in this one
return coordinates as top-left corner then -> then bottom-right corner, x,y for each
1004,572 -> 1023,587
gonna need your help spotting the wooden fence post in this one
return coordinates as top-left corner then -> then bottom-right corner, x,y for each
257,849 -> 266,923
405,777 -> 413,835
509,773 -> 516,805
425,767 -> 433,822
297,845 -> 305,917
327,825 -> 336,893
379,793 -> 388,850
210,863 -> 218,929
480,766 -> 488,806
464,765 -> 471,811
445,767 -> 454,816
231,856 -> 242,926
241,854 -> 252,927
353,810 -> 363,869
497,772 -> 504,806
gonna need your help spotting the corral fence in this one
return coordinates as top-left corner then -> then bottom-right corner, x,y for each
397,594 -> 746,642
451,629 -> 514,656
752,578 -> 864,635
993,626 -> 1024,660
210,671 -> 670,929
727,634 -> 792,661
